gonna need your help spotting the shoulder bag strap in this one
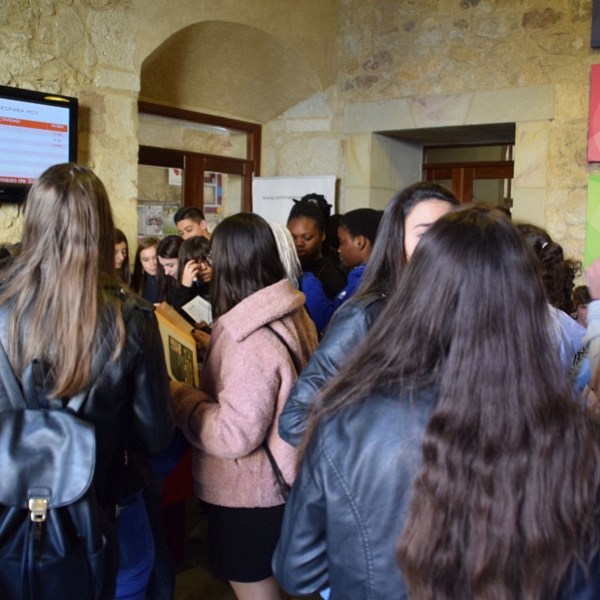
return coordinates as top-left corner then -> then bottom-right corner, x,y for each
264,323 -> 300,375
261,323 -> 299,501
261,440 -> 290,501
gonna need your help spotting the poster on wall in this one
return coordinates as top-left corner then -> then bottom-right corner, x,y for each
168,168 -> 182,186
137,202 -> 179,237
588,65 -> 600,162
586,175 -> 600,267
252,175 -> 337,225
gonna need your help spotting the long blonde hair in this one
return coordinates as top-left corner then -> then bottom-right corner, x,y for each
0,163 -> 124,398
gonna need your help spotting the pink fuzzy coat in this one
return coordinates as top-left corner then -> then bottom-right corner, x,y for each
170,279 -> 318,508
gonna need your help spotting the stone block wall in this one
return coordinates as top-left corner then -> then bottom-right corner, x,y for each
0,0 -> 139,244
264,0 -> 600,263
2,0 -> 599,268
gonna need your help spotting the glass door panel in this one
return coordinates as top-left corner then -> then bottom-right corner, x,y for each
137,164 -> 183,242
203,171 -> 243,231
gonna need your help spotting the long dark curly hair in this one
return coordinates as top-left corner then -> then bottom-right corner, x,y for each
517,223 -> 581,314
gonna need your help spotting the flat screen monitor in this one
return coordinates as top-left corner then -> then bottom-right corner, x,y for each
0,85 -> 78,204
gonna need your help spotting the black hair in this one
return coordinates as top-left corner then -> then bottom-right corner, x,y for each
573,285 -> 591,309
358,182 -> 459,298
157,235 -> 183,260
177,235 -> 211,281
288,194 -> 337,258
338,208 -> 383,246
173,206 -> 205,224
210,213 -> 286,319
288,198 -> 327,235
131,236 -> 160,296
156,235 -> 183,299
114,228 -> 130,284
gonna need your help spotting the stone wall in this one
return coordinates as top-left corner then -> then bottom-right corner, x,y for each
0,0 -> 140,243
2,0 -> 599,266
0,0 -> 338,248
264,0 -> 600,263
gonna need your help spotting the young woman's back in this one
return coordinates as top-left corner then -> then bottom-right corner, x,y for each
171,213 -> 318,600
279,181 -> 458,446
0,163 -> 174,600
274,206 -> 600,600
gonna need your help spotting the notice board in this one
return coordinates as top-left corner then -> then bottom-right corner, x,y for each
252,175 -> 336,225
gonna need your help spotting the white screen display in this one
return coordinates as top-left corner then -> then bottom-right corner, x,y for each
0,97 -> 71,185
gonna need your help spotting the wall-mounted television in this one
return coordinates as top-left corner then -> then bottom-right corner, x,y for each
0,85 -> 78,204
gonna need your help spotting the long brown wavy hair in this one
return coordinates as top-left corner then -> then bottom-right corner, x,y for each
0,163 -> 124,398
300,206 -> 600,599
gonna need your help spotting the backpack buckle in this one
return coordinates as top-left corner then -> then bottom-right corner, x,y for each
28,497 -> 48,522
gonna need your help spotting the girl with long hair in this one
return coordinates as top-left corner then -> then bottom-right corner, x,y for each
273,206 -> 600,600
156,234 -> 182,305
517,223 -> 586,380
170,213 -> 318,600
279,181 -> 458,446
131,236 -> 160,303
0,163 -> 174,600
114,228 -> 131,284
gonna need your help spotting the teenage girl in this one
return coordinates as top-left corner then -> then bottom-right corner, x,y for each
171,235 -> 212,325
131,236 -> 160,304
275,206 -> 600,600
156,235 -> 183,306
115,228 -> 131,285
287,197 -> 346,300
170,213 -> 318,600
279,182 -> 459,446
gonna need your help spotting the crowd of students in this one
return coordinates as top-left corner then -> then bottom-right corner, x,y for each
2,162 -> 600,600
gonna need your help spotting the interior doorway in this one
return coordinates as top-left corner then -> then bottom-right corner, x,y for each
379,123 -> 516,208
422,143 -> 514,208
137,103 -> 261,240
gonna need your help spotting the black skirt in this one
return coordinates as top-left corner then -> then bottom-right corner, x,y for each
204,502 -> 286,583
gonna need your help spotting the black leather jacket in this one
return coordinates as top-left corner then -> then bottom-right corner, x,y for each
278,292 -> 386,446
273,387 -> 600,600
0,287 -> 175,507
